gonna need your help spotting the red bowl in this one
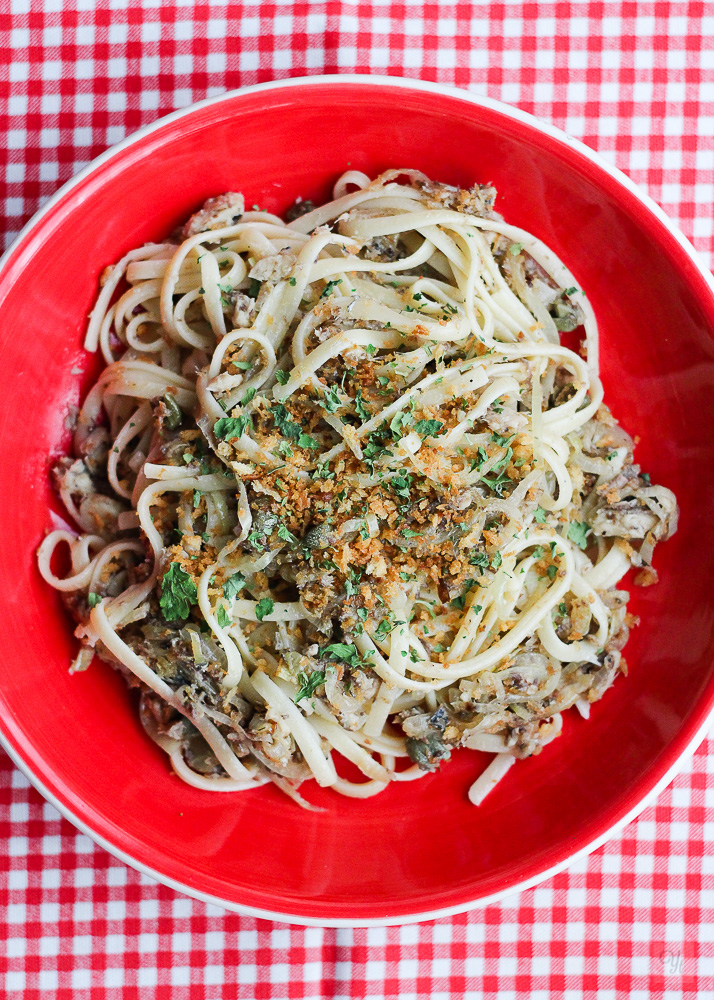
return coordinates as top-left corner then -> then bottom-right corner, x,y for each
1,77 -> 713,926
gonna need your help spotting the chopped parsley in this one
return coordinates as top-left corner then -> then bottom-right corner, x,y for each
270,403 -> 302,441
354,391 -> 371,421
277,523 -> 298,545
389,402 -> 414,440
479,467 -> 512,497
214,414 -> 252,440
248,512 -> 278,548
362,429 -> 392,470
274,369 -> 290,385
414,419 -> 444,438
312,462 -> 335,480
534,506 -> 547,523
391,472 -> 412,500
374,618 -> 397,640
321,278 -> 342,298
323,642 -> 361,668
490,446 -> 513,473
216,604 -> 231,628
469,547 -> 503,574
567,521 -> 591,550
469,550 -> 490,572
298,432 -> 319,450
471,445 -> 512,496
160,563 -> 198,622
318,386 -> 343,413
295,669 -> 326,703
255,597 -> 275,621
451,580 -> 479,610
87,592 -> 101,608
223,573 -> 246,602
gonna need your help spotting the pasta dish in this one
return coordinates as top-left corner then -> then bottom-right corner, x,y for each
38,169 -> 678,806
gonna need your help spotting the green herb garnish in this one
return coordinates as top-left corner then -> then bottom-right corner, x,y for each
270,403 -> 302,441
354,391 -> 371,421
223,573 -> 246,602
321,278 -> 342,298
160,563 -> 198,622
567,521 -> 591,550
255,597 -> 275,621
216,604 -> 231,628
389,404 -> 414,440
214,415 -> 252,440
295,669 -> 326,703
414,419 -> 444,439
298,432 -> 319,450
318,386 -> 343,413
323,642 -> 361,667
312,462 -> 335,480
277,523 -> 298,545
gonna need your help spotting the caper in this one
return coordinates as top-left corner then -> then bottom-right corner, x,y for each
163,393 -> 183,431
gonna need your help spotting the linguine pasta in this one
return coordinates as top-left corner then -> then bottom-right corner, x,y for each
38,169 -> 678,807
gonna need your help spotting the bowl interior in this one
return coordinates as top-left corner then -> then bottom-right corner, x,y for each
2,80 -> 714,923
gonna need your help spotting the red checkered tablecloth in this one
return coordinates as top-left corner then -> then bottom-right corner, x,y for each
2,2 -> 714,997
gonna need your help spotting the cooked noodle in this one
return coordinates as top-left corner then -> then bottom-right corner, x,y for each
38,170 -> 678,805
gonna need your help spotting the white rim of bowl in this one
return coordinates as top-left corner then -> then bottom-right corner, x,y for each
1,74 -> 713,928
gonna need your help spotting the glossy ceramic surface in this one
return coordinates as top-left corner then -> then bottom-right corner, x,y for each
1,77 -> 713,924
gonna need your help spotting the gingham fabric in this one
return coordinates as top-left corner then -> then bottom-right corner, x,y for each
2,2 -> 714,998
